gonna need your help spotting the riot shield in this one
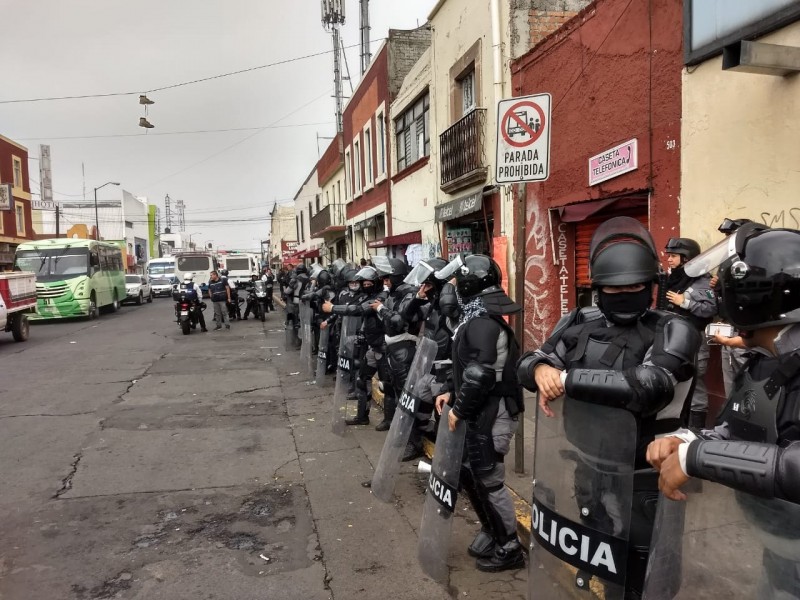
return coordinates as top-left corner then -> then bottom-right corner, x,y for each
417,404 -> 467,583
372,337 -> 438,502
299,302 -> 312,362
315,325 -> 331,386
331,315 -> 359,436
642,486 -> 800,599
528,398 -> 638,600
285,303 -> 300,350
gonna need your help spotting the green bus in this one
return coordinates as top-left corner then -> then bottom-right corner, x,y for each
14,239 -> 127,319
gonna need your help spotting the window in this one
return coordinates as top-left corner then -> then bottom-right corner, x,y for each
300,211 -> 305,242
316,194 -> 321,212
395,92 -> 430,172
344,147 -> 352,200
461,70 -> 476,115
12,156 -> 22,189
326,190 -> 330,207
15,201 -> 26,235
296,216 -> 300,242
353,138 -> 362,196
308,201 -> 313,220
363,123 -> 373,188
337,180 -> 342,204
376,108 -> 387,178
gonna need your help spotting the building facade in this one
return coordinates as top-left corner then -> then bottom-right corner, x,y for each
312,134 -> 348,263
268,203 -> 297,269
512,0 -> 683,350
292,168 -> 322,265
0,135 -> 35,270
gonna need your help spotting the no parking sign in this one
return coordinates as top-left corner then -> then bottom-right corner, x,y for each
495,93 -> 551,183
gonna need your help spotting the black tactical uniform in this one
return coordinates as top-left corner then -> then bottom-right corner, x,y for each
518,217 -> 701,597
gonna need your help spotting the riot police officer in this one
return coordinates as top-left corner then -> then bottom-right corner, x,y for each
517,217 -> 701,597
647,224 -> 800,597
433,254 -> 525,572
663,237 -> 717,427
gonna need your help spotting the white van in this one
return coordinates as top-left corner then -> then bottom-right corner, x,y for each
222,252 -> 259,285
174,251 -> 220,296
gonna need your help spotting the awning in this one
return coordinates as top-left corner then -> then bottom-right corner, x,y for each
367,230 -> 422,249
353,215 -> 379,232
556,195 -> 648,222
301,248 -> 320,259
434,192 -> 482,222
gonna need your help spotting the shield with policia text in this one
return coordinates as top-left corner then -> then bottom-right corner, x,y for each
371,336 -> 438,502
528,397 -> 637,600
331,315 -> 359,435
417,404 -> 467,583
641,484 -> 800,599
315,325 -> 331,386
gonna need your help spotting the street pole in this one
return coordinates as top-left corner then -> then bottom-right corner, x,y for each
93,187 -> 99,240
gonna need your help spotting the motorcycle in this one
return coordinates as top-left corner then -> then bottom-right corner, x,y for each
253,280 -> 268,322
174,292 -> 206,335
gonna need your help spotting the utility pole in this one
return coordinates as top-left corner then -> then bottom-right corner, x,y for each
164,193 -> 172,232
360,0 -> 371,75
321,0 -> 346,132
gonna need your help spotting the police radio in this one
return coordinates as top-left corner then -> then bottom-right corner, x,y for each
656,270 -> 669,311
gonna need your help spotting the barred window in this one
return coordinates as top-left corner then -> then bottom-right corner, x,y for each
395,92 -> 430,172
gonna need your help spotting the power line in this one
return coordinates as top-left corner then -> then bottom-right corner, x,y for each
0,41 -> 381,105
15,121 -> 333,142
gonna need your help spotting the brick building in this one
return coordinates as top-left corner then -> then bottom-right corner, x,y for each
0,134 -> 35,270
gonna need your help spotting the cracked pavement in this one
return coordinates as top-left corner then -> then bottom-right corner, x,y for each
0,300 -> 526,599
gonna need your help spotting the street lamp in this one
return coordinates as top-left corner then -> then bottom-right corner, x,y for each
93,181 -> 120,240
187,231 -> 201,250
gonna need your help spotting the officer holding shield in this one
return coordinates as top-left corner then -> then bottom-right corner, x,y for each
517,217 -> 700,598
648,223 -> 800,597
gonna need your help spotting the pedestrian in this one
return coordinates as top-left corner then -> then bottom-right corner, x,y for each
517,217 -> 701,596
220,269 -> 240,320
663,237 -> 718,427
262,268 -> 275,313
432,254 -> 526,573
208,270 -> 231,330
647,222 -> 800,597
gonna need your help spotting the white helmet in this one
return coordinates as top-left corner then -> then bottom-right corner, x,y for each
183,272 -> 195,283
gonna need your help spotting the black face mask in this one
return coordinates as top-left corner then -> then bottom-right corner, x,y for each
596,286 -> 652,325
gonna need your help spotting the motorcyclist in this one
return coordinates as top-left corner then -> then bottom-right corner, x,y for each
517,217 -> 701,595
175,272 -> 207,332
241,274 -> 260,320
262,268 -> 275,313
647,223 -> 800,597
432,253 -> 525,572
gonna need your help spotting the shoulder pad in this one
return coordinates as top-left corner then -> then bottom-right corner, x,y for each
576,306 -> 604,324
657,314 -> 702,367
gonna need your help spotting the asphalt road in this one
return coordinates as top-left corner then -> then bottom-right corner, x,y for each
0,299 -> 527,600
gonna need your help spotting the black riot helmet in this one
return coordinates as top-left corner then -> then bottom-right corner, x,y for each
405,258 -> 448,288
435,254 -> 502,299
665,237 -> 702,262
589,217 -> 659,287
316,269 -> 332,287
694,225 -> 800,330
295,264 -> 308,275
354,266 -> 381,287
372,256 -> 409,288
718,218 -> 752,235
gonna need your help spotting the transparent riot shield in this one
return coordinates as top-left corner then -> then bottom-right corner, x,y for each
372,337 -> 438,503
417,404 -> 467,583
300,302 -> 313,364
315,325 -> 331,386
642,486 -> 800,599
528,398 -> 638,600
285,303 -> 300,350
331,315 -> 359,436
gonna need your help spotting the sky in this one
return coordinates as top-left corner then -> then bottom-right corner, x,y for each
0,0 -> 437,252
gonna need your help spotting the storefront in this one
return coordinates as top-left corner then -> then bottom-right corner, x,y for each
435,190 -> 497,261
351,213 -> 387,261
366,230 -> 423,265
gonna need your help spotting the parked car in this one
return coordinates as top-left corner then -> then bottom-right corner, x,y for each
123,274 -> 154,305
151,275 -> 177,298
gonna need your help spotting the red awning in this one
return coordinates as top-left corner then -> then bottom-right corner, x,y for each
367,230 -> 422,249
302,248 -> 320,259
557,195 -> 648,223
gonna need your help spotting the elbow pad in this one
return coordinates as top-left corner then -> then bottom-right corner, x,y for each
565,365 -> 673,417
686,440 -> 779,499
777,441 -> 800,504
453,363 -> 495,420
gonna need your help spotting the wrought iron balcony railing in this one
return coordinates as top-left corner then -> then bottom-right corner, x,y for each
310,204 -> 347,238
439,108 -> 488,192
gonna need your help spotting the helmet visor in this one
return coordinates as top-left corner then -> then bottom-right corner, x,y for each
434,255 -> 465,281
404,261 -> 435,286
309,263 -> 324,279
330,258 -> 347,275
683,234 -> 737,277
371,255 -> 394,276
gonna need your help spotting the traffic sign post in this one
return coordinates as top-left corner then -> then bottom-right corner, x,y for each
495,93 -> 551,183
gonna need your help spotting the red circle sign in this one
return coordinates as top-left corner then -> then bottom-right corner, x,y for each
501,100 -> 546,148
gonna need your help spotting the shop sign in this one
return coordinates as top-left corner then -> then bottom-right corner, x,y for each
434,192 -> 482,223
588,139 -> 638,186
353,216 -> 378,232
495,93 -> 551,183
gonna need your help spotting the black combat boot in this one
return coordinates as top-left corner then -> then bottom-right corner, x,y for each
467,528 -> 496,559
346,392 -> 370,426
475,537 -> 525,572
375,392 -> 395,431
401,428 -> 424,462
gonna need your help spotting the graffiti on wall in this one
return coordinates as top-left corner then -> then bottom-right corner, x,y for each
759,208 -> 800,229
524,193 -> 558,351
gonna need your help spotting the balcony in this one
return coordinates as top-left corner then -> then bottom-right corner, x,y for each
310,204 -> 347,238
439,108 -> 489,193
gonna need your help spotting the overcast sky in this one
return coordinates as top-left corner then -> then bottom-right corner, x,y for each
0,0 -> 437,251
